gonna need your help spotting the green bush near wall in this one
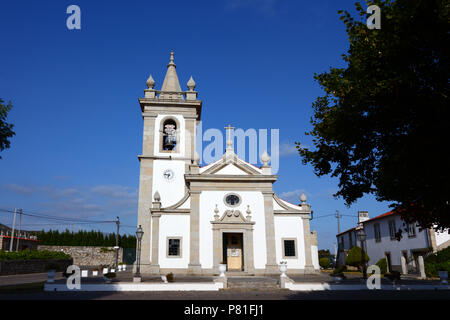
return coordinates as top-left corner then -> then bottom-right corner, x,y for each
425,247 -> 450,277
0,249 -> 71,261
345,246 -> 370,271
376,258 -> 388,274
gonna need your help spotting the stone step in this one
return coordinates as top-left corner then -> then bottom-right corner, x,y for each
227,277 -> 280,289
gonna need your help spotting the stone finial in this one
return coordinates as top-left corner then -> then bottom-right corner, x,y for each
225,124 -> 235,152
146,74 -> 155,89
246,205 -> 252,220
194,151 -> 200,165
187,76 -> 196,91
214,204 -> 219,220
261,150 -> 270,167
154,191 -> 161,202
300,192 -> 307,204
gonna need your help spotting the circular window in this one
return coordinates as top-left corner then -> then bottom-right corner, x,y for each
224,193 -> 241,207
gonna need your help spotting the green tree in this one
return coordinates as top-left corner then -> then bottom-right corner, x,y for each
345,246 -> 370,271
296,0 -> 450,230
319,257 -> 331,269
0,98 -> 15,159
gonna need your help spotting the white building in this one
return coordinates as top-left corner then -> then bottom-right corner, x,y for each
135,52 -> 319,275
336,211 -> 450,273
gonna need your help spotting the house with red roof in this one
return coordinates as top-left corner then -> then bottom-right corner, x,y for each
336,211 -> 450,273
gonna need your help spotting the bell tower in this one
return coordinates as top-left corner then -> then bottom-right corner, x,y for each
136,51 -> 202,272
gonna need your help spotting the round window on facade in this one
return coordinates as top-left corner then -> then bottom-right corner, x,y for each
224,193 -> 241,207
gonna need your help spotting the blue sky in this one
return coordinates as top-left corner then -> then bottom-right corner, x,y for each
0,0 -> 392,251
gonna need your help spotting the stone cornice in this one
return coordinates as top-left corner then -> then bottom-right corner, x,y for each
185,174 -> 278,183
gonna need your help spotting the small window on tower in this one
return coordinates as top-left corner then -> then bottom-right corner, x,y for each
162,119 -> 177,151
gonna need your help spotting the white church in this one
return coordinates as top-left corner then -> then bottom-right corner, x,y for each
136,52 -> 319,275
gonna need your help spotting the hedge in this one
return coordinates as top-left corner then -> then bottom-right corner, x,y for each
425,246 -> 450,277
0,249 -> 71,261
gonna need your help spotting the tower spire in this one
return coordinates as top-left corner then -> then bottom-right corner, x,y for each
160,50 -> 182,99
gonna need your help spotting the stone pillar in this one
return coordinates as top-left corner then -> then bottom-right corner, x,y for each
302,217 -> 315,273
418,255 -> 426,279
188,191 -> 201,274
262,192 -> 278,274
136,158 -> 153,273
401,255 -> 408,275
212,228 -> 220,273
136,115 -> 156,273
149,213 -> 161,274
244,229 -> 255,274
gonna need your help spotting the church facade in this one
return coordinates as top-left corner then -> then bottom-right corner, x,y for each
136,52 -> 319,275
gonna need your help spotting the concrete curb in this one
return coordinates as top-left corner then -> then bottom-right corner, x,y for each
285,282 -> 450,291
44,281 -> 224,292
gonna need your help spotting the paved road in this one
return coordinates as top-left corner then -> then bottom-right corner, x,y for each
0,272 -> 65,286
1,288 -> 450,300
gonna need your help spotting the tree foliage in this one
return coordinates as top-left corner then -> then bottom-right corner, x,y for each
0,98 -> 15,158
36,229 -> 136,248
296,0 -> 450,229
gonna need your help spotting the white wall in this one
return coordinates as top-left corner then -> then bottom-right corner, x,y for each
199,191 -> 267,269
274,216 -> 305,269
152,160 -> 186,208
158,215 -> 190,269
364,214 -> 429,266
435,229 -> 450,248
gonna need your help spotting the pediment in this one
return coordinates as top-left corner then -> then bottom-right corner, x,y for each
214,209 -> 253,224
200,153 -> 261,175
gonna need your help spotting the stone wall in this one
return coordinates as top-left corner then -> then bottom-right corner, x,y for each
0,259 -> 72,275
38,246 -> 124,266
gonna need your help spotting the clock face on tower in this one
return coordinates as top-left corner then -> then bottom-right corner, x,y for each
163,169 -> 175,181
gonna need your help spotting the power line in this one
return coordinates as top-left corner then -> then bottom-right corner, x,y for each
0,208 -> 115,224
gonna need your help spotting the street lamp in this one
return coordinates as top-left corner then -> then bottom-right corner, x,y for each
357,228 -> 367,280
134,225 -> 144,283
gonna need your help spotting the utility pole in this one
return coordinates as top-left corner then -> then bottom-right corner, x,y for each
9,208 -> 17,252
15,209 -> 22,251
115,216 -> 120,268
335,210 -> 341,234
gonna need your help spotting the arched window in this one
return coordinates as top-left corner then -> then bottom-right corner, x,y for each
162,119 -> 178,151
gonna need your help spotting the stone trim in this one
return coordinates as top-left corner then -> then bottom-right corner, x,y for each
302,217 -> 315,273
281,238 -> 298,259
158,116 -> 181,154
201,154 -> 261,175
188,191 -> 201,274
263,193 -> 278,273
164,192 -> 190,210
223,193 -> 242,208
186,174 -> 277,183
166,237 -> 182,258
273,194 -> 305,213
149,213 -> 161,274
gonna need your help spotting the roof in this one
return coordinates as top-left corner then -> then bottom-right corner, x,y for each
336,210 -> 397,237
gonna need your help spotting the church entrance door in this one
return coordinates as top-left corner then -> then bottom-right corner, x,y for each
223,233 -> 243,271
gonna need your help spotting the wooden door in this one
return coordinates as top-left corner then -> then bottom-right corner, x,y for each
226,234 -> 242,270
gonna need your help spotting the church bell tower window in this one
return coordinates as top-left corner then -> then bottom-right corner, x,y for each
161,118 -> 178,152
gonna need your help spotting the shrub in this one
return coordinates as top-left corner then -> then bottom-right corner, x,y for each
425,246 -> 450,277
319,257 -> 331,269
345,246 -> 370,271
376,258 -> 388,274
104,272 -> 116,279
332,265 -> 346,275
0,249 -> 71,261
